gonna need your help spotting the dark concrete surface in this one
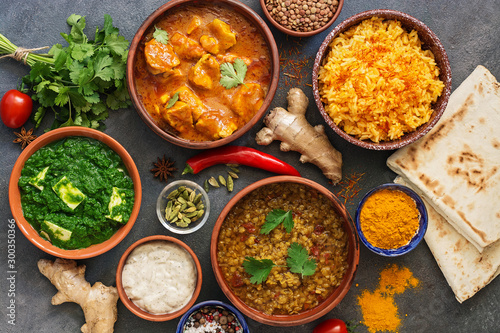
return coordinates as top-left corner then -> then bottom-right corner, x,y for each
1,0 -> 499,332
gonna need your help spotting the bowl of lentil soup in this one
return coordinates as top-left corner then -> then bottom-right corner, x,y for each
127,0 -> 280,149
355,183 -> 428,257
312,9 -> 452,150
260,0 -> 344,37
210,176 -> 359,326
9,127 -> 142,259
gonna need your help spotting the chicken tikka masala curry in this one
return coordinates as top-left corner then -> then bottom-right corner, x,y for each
133,3 -> 273,141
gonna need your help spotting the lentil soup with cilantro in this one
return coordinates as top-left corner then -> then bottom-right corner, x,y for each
217,182 -> 349,315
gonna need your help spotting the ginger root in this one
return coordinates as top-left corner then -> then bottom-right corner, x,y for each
38,258 -> 119,333
255,88 -> 343,184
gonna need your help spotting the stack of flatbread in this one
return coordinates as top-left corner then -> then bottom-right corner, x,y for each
386,65 -> 500,303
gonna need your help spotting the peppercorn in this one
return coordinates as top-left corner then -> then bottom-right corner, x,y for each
265,0 -> 339,32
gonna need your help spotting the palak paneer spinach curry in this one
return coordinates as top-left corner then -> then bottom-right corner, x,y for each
134,3 -> 272,141
18,137 -> 134,250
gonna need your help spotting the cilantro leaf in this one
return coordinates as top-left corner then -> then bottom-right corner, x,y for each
286,243 -> 317,277
243,257 -> 276,284
260,209 -> 294,234
153,26 -> 169,44
219,58 -> 247,89
166,92 -> 180,108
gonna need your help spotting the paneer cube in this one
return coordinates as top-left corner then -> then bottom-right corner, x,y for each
232,83 -> 265,121
170,32 -> 205,60
144,38 -> 180,75
195,111 -> 238,139
188,54 -> 220,90
52,176 -> 86,210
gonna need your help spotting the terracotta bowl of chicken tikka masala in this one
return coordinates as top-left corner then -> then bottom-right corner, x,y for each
127,0 -> 280,149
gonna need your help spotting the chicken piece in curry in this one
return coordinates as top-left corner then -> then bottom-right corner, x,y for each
133,3 -> 272,141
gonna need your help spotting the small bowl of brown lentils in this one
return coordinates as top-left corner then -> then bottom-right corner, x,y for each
260,0 -> 344,37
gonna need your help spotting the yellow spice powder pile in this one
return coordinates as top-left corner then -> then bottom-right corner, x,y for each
360,188 -> 420,249
357,264 -> 419,333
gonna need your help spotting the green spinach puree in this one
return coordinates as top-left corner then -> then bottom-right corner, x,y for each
18,136 -> 135,249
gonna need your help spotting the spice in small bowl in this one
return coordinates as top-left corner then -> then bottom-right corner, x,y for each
260,0 -> 343,37
176,300 -> 249,333
355,183 -> 428,256
156,180 -> 210,234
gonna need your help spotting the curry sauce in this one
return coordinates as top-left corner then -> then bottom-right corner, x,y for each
134,3 -> 272,141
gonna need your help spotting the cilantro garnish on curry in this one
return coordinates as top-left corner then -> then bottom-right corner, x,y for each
18,137 -> 134,249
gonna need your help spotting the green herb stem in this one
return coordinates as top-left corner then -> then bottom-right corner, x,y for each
0,33 -> 55,67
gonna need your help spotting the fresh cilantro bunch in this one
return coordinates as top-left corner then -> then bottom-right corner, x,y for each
20,14 -> 130,129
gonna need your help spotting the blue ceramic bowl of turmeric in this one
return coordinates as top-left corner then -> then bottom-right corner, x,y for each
355,183 -> 428,257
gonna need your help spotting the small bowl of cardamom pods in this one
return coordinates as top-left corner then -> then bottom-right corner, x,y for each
156,180 -> 210,234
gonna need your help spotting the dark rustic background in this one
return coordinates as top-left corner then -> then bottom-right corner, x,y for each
1,0 -> 499,332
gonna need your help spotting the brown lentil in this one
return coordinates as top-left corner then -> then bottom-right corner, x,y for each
217,182 -> 349,315
265,0 -> 339,32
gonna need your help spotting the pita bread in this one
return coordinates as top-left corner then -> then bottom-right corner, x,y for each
395,176 -> 500,303
387,65 -> 500,252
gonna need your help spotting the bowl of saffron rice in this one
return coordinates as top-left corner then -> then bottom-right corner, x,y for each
312,9 -> 452,150
355,183 -> 428,256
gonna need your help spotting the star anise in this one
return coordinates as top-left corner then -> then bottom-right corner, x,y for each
13,127 -> 37,149
151,155 -> 177,182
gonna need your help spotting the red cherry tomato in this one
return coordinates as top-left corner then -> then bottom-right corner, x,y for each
313,318 -> 349,333
0,89 -> 33,128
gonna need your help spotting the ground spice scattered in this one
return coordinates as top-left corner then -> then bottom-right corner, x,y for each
359,188 -> 420,249
278,39 -> 313,91
358,264 -> 419,333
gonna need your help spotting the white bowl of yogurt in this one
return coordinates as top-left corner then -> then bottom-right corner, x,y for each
116,235 -> 202,321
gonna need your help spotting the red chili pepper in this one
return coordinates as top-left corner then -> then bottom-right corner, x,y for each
182,145 -> 301,177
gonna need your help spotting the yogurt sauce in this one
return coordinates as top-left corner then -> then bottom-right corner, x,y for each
122,240 -> 197,314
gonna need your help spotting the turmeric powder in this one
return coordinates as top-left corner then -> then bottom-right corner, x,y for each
358,264 -> 419,333
359,188 -> 420,249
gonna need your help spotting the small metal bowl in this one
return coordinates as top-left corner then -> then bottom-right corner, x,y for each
355,183 -> 428,257
156,180 -> 210,234
176,300 -> 249,333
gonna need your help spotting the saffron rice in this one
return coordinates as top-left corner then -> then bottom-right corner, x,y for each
318,17 -> 445,143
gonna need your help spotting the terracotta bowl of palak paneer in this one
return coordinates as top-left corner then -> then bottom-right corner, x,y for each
127,0 -> 280,149
9,127 -> 142,259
